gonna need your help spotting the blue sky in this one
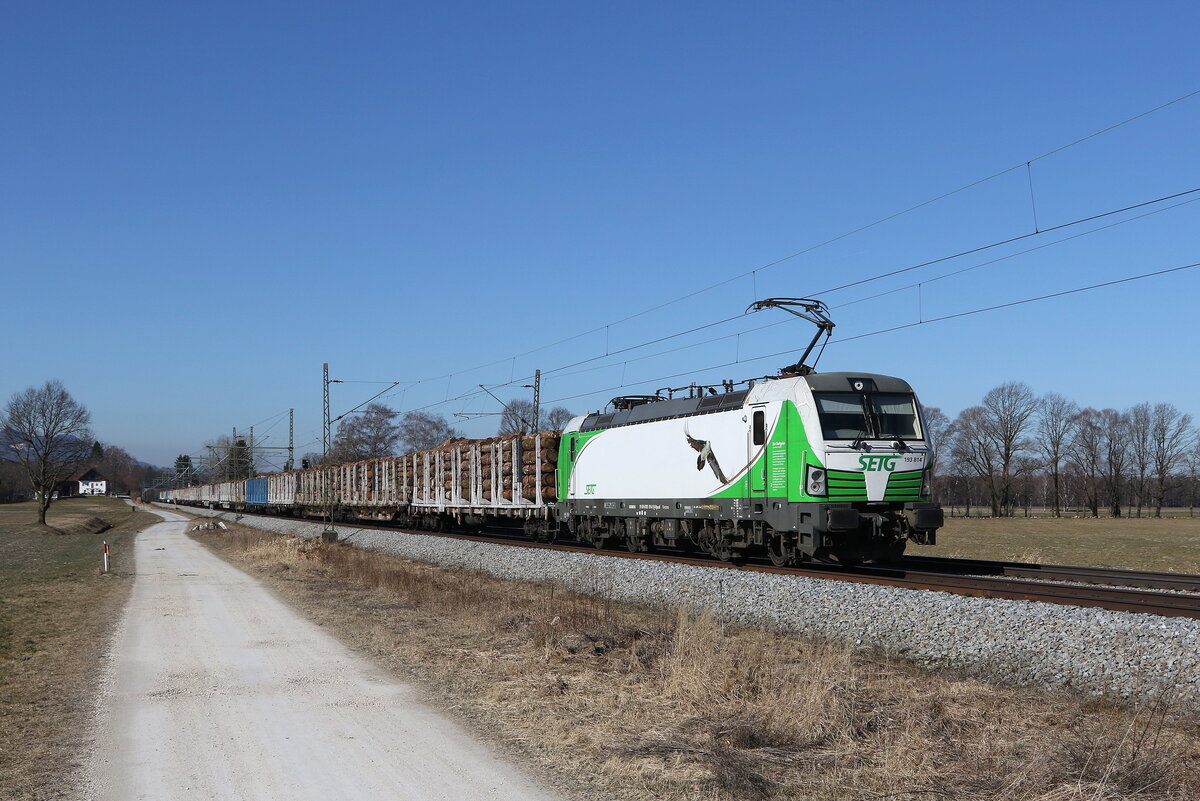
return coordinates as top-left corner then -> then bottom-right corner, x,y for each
2,1 -> 1198,468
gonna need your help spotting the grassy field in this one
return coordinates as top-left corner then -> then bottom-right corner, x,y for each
196,521 -> 1200,801
0,496 -> 160,801
927,516 -> 1200,573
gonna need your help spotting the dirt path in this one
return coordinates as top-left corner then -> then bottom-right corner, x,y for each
82,510 -> 563,801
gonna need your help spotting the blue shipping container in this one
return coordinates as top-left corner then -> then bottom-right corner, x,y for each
246,477 -> 268,506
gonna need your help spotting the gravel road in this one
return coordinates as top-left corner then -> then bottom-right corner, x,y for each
82,509 -> 562,801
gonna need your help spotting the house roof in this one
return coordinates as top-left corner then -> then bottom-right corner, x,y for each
68,467 -> 107,482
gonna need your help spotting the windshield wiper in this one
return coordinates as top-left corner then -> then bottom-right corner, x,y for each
850,431 -> 870,451
881,433 -> 909,451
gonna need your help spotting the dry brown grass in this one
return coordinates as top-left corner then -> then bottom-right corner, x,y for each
927,517 -> 1200,574
196,523 -> 1200,801
0,497 -> 160,800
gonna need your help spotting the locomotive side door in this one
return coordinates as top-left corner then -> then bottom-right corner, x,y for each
748,405 -> 768,500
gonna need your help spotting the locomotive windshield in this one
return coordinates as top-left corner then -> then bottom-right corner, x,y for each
813,392 -> 922,441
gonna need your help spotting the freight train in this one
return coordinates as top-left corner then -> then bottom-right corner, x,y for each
165,300 -> 943,564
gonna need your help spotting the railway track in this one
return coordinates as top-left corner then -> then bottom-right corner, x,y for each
183,505 -> 1200,619
897,554 -> 1200,592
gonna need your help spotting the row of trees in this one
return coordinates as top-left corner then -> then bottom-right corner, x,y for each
318,401 -> 575,465
929,382 -> 1197,517
176,400 -> 578,484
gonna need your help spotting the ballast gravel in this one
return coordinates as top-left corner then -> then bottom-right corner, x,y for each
167,505 -> 1200,706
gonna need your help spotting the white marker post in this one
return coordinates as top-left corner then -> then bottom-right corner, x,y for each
102,541 -> 110,574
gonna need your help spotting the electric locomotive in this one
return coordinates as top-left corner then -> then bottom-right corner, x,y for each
556,370 -> 942,565
555,298 -> 942,564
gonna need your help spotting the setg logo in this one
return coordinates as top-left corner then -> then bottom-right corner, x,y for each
858,455 -> 898,471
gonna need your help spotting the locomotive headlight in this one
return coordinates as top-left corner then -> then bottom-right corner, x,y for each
806,466 -> 827,496
920,469 -> 932,497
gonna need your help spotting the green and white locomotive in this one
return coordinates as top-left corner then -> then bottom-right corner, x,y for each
555,299 -> 943,564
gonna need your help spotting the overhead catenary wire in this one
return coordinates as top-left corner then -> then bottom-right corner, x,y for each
504,87 -> 1200,364
322,87 -> 1200,400
509,187 -> 1200,385
807,185 -> 1200,298
368,182 -> 1200,408
539,259 -> 1200,407
833,192 -> 1200,309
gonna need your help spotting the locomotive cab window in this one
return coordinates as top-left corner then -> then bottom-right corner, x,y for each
813,393 -> 869,440
569,436 -> 577,461
752,410 -> 766,445
813,391 -> 922,441
870,393 -> 921,440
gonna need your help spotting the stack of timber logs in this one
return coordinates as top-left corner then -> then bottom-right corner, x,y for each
414,431 -> 561,505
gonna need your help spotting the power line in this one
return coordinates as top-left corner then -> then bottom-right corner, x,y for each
833,193 -> 1200,309
325,87 -> 1200,399
540,259 -> 1200,407
348,179 -> 1199,423
809,185 -> 1200,298
389,183 -> 1200,399
494,87 -> 1200,358
830,260 -> 1199,345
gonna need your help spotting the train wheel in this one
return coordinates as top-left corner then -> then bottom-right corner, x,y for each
873,539 -> 907,563
767,535 -> 795,567
710,541 -> 735,562
834,548 -> 863,566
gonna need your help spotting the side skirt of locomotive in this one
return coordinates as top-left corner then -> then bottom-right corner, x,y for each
559,498 -> 942,565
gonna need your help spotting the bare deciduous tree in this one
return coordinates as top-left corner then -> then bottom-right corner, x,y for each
921,406 -> 950,452
949,383 -> 1039,516
97,444 -> 140,495
1036,393 -> 1079,517
498,399 -> 537,436
980,382 -> 1041,516
544,406 -> 575,431
1127,402 -> 1153,517
1151,403 -> 1194,517
207,434 -> 256,480
1099,408 -> 1130,518
3,380 -> 93,525
330,403 -> 402,462
946,406 -> 995,515
1067,408 -> 1103,517
398,411 -> 459,452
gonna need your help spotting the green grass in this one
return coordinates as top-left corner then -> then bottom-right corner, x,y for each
926,516 -> 1200,574
0,496 -> 159,800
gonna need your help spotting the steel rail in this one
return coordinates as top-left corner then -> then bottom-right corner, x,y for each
179,505 -> 1200,620
897,555 -> 1200,592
